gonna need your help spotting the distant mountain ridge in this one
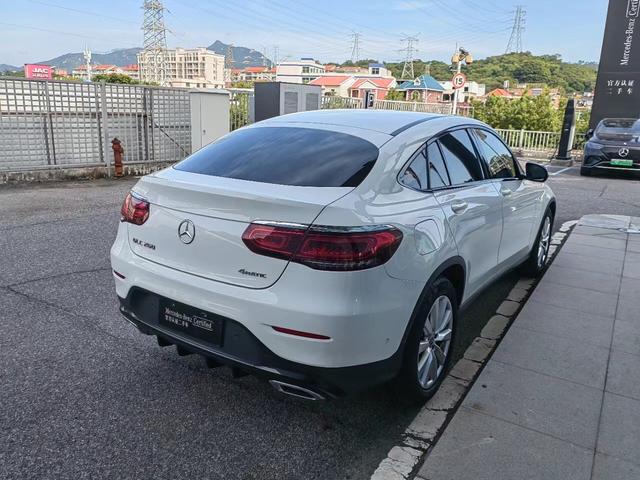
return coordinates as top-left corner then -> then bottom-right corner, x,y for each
0,64 -> 20,72
2,42 -> 270,71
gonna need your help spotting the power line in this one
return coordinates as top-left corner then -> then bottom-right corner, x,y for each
27,0 -> 138,25
141,0 -> 168,85
505,5 -> 526,53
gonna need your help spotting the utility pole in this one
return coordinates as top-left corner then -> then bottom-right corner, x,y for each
349,32 -> 361,64
451,47 -> 473,115
83,45 -> 92,82
505,5 -> 526,54
272,46 -> 279,67
141,0 -> 168,85
400,35 -> 419,80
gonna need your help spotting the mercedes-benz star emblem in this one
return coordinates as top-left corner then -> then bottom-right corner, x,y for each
177,219 -> 195,244
619,147 -> 630,157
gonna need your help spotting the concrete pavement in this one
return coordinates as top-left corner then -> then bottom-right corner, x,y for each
417,214 -> 640,480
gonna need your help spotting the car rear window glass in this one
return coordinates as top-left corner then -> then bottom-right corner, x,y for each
174,126 -> 379,187
426,143 -> 450,188
472,129 -> 517,178
437,130 -> 483,185
597,118 -> 640,134
399,150 -> 428,190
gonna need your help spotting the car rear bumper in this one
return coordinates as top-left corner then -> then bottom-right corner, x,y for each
118,288 -> 402,397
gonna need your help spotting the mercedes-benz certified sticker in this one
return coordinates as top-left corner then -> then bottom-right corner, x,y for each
178,219 -> 196,244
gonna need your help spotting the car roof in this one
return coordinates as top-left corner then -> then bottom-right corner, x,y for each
255,109 -> 443,136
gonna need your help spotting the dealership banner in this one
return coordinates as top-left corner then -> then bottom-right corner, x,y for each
591,0 -> 640,127
24,64 -> 53,80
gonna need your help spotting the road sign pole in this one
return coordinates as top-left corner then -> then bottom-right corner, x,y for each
452,61 -> 461,115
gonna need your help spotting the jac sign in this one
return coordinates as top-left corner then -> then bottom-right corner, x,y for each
24,64 -> 53,80
591,0 -> 640,127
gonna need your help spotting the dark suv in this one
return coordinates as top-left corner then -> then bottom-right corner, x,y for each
582,118 -> 640,176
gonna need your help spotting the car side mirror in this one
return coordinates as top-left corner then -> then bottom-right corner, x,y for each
585,129 -> 594,140
525,162 -> 549,182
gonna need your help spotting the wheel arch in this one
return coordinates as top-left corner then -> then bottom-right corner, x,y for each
396,256 -> 466,356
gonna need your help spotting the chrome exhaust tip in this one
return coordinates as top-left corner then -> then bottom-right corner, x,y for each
269,380 -> 325,401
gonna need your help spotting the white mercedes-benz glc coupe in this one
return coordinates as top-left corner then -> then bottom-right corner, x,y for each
111,110 -> 555,401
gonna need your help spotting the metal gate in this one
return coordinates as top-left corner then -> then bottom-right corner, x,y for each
0,77 -> 191,171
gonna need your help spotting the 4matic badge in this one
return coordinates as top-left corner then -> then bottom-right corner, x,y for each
238,268 -> 267,279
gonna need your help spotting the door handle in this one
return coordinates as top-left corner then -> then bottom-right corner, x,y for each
451,201 -> 468,214
500,188 -> 512,196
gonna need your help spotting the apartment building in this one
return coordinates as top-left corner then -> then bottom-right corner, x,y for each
138,47 -> 225,88
275,58 -> 325,84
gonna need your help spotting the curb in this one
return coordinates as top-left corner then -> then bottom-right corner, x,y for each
370,219 -> 578,480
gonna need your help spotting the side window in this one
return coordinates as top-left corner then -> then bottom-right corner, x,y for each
473,129 -> 517,179
426,143 -> 450,188
399,149 -> 428,190
437,130 -> 483,185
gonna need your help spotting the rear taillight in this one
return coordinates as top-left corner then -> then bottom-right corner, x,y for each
120,192 -> 150,225
242,223 -> 402,271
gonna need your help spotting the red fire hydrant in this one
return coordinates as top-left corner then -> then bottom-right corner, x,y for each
111,137 -> 124,177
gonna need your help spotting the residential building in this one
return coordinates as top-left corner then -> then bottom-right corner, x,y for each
309,75 -> 354,97
232,66 -> 276,83
440,80 -> 486,103
349,77 -> 396,101
276,58 -> 325,84
486,88 -> 513,98
395,75 -> 445,103
309,63 -> 396,100
121,64 -> 140,81
138,47 -> 226,88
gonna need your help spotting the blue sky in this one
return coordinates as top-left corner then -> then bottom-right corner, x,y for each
0,0 -> 608,66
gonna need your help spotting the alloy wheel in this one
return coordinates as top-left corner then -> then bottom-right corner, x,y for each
417,295 -> 453,389
537,216 -> 551,269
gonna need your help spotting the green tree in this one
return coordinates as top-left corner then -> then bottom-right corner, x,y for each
472,93 -> 562,131
92,73 -> 138,84
385,88 -> 405,101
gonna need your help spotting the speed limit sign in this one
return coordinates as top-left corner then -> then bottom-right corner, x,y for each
452,72 -> 467,89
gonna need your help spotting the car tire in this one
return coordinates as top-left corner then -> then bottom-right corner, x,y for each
393,276 -> 458,404
580,167 -> 591,176
521,207 -> 554,276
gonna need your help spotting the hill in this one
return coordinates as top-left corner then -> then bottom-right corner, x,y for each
2,42 -> 270,71
34,48 -> 142,71
207,41 -> 270,67
0,64 -> 20,72
385,53 -> 598,93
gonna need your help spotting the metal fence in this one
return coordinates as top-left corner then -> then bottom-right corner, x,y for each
494,129 -> 561,154
228,88 -> 254,131
373,99 -> 474,117
0,77 -> 191,171
321,96 -> 363,109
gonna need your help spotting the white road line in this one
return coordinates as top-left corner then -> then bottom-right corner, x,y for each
549,167 -> 573,176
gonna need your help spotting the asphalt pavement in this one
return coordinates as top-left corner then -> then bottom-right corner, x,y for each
1,168 -> 638,479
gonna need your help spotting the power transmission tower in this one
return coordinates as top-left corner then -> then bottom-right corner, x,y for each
141,0 -> 168,85
225,43 -> 234,84
272,46 -> 279,67
505,5 -> 526,54
400,35 -> 419,80
349,32 -> 361,63
83,45 -> 92,81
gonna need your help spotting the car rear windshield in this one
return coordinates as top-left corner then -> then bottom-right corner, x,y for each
175,126 -> 379,187
596,118 -> 640,135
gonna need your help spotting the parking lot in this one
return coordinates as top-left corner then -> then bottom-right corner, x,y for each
1,167 -> 639,480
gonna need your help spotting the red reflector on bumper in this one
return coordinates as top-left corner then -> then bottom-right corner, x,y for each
113,270 -> 126,279
272,326 -> 331,340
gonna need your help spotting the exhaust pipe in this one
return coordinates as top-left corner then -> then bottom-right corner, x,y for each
269,380 -> 325,401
